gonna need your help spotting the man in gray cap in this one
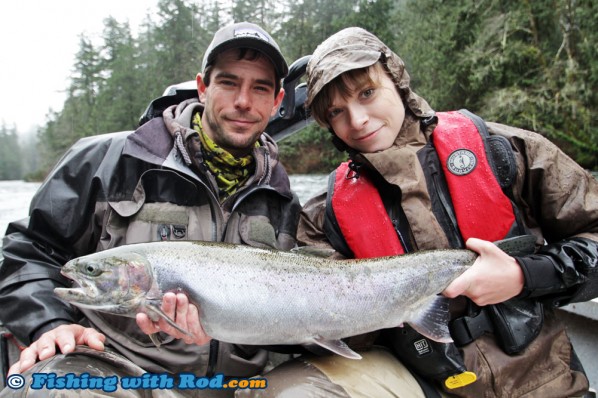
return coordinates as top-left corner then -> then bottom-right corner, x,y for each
0,22 -> 299,397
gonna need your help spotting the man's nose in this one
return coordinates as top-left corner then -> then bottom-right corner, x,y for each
234,86 -> 251,110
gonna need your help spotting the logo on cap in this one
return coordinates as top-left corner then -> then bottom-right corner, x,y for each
234,28 -> 269,43
447,149 -> 477,175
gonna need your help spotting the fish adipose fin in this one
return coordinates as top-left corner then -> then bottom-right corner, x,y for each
409,295 -> 453,343
311,336 -> 362,360
291,246 -> 337,258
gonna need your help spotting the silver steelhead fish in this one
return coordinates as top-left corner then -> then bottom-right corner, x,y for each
54,241 -> 479,359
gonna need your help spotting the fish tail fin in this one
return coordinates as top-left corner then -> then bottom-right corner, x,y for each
409,295 -> 453,343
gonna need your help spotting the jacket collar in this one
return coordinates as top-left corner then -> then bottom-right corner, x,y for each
123,100 -> 293,200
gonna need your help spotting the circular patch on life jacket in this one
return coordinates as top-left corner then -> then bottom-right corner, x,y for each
447,149 -> 477,175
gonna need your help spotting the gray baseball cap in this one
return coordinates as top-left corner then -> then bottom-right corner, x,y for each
202,22 -> 288,80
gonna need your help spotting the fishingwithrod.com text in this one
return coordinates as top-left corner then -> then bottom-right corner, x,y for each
6,372 -> 267,392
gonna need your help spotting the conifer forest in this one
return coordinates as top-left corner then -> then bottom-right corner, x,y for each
1,0 -> 596,180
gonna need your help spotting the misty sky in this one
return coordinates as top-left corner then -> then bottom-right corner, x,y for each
0,0 -> 158,133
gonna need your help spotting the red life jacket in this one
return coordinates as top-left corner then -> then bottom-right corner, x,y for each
330,110 -> 517,258
331,162 -> 405,258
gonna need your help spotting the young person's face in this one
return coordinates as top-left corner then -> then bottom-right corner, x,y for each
326,65 -> 405,153
196,49 -> 284,157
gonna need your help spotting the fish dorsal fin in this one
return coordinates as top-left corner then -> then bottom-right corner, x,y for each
310,336 -> 362,359
291,246 -> 336,258
408,295 -> 453,343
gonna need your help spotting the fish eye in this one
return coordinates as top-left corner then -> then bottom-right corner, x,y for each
82,263 -> 103,277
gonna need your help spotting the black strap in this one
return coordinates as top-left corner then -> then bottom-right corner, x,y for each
450,308 -> 494,346
0,331 -> 7,388
410,371 -> 443,398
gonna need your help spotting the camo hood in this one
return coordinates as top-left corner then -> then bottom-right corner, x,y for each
306,27 -> 434,119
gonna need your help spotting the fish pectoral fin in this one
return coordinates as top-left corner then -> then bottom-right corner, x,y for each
145,304 -> 193,337
149,333 -> 162,349
409,295 -> 453,343
311,336 -> 362,360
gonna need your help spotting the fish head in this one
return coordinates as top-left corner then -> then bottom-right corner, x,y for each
54,251 -> 156,317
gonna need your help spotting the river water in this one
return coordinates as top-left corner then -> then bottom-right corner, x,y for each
0,180 -> 41,240
2,172 -> 598,240
0,175 -> 329,244
3,171 -> 598,240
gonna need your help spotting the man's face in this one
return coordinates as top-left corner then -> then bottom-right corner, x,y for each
197,49 -> 284,157
326,65 -> 405,153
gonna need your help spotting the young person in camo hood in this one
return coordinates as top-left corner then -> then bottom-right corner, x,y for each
242,27 -> 598,398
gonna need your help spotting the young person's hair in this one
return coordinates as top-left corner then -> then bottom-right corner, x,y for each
310,65 -> 378,127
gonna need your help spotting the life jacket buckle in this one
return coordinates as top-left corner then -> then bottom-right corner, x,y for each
449,307 -> 494,346
346,161 -> 362,179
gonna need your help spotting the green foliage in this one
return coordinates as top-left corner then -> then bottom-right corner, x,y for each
278,124 -> 347,174
398,0 -> 597,169
94,17 -> 146,134
0,123 -> 23,180
2,0 -> 596,181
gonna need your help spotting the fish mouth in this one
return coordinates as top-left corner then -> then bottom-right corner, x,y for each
54,286 -> 144,316
55,273 -> 102,305
54,287 -> 99,305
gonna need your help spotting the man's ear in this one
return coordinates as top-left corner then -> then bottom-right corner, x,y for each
270,88 -> 285,117
196,73 -> 207,102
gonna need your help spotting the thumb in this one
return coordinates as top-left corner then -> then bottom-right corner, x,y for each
465,237 -> 487,253
443,269 -> 471,298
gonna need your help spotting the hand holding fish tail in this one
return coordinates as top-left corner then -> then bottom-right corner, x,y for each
8,324 -> 105,375
442,238 -> 524,306
136,292 -> 211,346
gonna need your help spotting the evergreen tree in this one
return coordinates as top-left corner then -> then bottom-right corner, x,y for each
151,0 -> 210,86
28,0 -> 598,177
0,123 -> 23,180
232,0 -> 279,31
397,0 -> 597,168
37,34 -> 104,172
95,17 -> 145,133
